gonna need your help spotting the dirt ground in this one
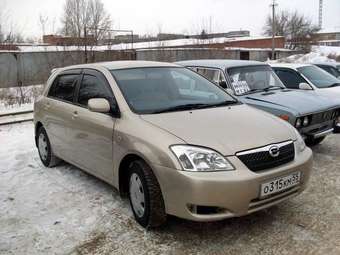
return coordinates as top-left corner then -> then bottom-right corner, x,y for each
1,122 -> 339,255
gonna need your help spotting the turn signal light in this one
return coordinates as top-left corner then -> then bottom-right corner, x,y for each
279,115 -> 290,121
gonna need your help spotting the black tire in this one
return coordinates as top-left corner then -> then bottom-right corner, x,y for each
305,136 -> 325,146
37,126 -> 60,167
128,160 -> 167,228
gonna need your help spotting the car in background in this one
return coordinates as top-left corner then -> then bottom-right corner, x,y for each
270,63 -> 340,132
34,61 -> 313,228
314,62 -> 340,79
177,60 -> 340,145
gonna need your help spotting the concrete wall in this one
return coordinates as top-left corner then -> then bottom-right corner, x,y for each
0,48 -> 297,88
136,48 -> 239,62
0,50 -> 135,88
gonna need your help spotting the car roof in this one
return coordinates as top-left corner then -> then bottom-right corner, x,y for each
269,63 -> 314,69
61,60 -> 179,71
176,59 -> 266,70
313,62 -> 340,67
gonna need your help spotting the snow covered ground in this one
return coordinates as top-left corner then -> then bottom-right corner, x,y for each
1,122 -> 340,255
271,45 -> 340,64
0,85 -> 43,115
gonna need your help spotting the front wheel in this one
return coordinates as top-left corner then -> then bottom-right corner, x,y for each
128,160 -> 166,228
305,136 -> 325,146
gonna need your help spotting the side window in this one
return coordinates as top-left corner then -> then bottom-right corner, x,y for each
274,69 -> 305,89
77,74 -> 115,108
196,68 -> 221,84
48,74 -> 79,102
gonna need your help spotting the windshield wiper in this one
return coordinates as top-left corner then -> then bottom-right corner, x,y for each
152,101 -> 237,114
328,83 -> 340,88
242,88 -> 264,95
263,86 -> 284,91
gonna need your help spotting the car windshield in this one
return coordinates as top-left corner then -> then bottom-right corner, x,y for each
110,67 -> 237,114
297,65 -> 340,88
227,65 -> 285,95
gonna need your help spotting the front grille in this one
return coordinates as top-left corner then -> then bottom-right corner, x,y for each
311,109 -> 338,125
236,141 -> 295,172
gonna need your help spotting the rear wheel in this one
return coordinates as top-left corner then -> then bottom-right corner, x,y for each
37,126 -> 60,167
128,160 -> 166,228
305,136 -> 325,146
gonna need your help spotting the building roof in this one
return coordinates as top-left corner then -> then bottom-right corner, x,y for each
176,59 -> 265,69
62,60 -> 179,70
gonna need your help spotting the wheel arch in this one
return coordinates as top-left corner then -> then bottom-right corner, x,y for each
35,121 -> 43,147
118,153 -> 155,197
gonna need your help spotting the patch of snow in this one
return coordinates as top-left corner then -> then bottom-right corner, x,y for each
0,85 -> 43,114
2,36 -> 284,53
269,46 -> 340,64
0,122 -> 133,254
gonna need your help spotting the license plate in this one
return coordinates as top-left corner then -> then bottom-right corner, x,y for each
260,172 -> 301,198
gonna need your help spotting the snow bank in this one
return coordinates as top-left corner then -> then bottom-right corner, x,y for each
269,45 -> 340,64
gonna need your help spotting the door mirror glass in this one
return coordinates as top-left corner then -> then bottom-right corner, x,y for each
88,98 -> 111,113
226,88 -> 235,95
299,82 -> 312,90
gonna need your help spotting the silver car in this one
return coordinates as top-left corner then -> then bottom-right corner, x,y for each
177,60 -> 340,145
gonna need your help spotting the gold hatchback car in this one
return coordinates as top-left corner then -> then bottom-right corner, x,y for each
34,61 -> 313,228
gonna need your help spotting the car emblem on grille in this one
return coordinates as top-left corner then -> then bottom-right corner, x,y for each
269,145 -> 280,158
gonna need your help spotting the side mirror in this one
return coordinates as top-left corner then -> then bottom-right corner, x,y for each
219,81 -> 228,89
88,98 -> 111,113
299,82 -> 312,90
226,88 -> 235,95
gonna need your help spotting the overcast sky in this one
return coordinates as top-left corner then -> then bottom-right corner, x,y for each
2,0 -> 340,39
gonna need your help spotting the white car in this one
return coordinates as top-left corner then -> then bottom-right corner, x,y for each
270,63 -> 340,132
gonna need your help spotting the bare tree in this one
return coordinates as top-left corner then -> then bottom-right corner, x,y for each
263,10 -> 320,50
61,0 -> 112,44
39,14 -> 49,37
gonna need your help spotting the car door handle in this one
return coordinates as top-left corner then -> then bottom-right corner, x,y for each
72,111 -> 78,120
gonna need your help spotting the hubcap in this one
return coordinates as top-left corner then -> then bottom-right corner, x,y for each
129,173 -> 145,217
38,133 -> 48,161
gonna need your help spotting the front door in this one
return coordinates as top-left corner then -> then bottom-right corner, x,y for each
69,69 -> 117,181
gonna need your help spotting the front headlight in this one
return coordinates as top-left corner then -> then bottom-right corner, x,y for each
294,129 -> 306,153
170,145 -> 235,172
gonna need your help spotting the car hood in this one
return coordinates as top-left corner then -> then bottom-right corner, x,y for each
241,89 -> 336,115
140,104 -> 296,156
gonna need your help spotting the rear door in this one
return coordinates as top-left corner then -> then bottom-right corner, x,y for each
45,70 -> 81,158
68,69 -> 117,181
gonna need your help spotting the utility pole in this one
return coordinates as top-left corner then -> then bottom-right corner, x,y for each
84,27 -> 88,63
319,0 -> 323,29
270,0 -> 278,60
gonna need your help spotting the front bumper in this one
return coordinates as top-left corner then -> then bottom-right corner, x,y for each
334,122 -> 340,133
153,147 -> 313,222
298,120 -> 335,139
